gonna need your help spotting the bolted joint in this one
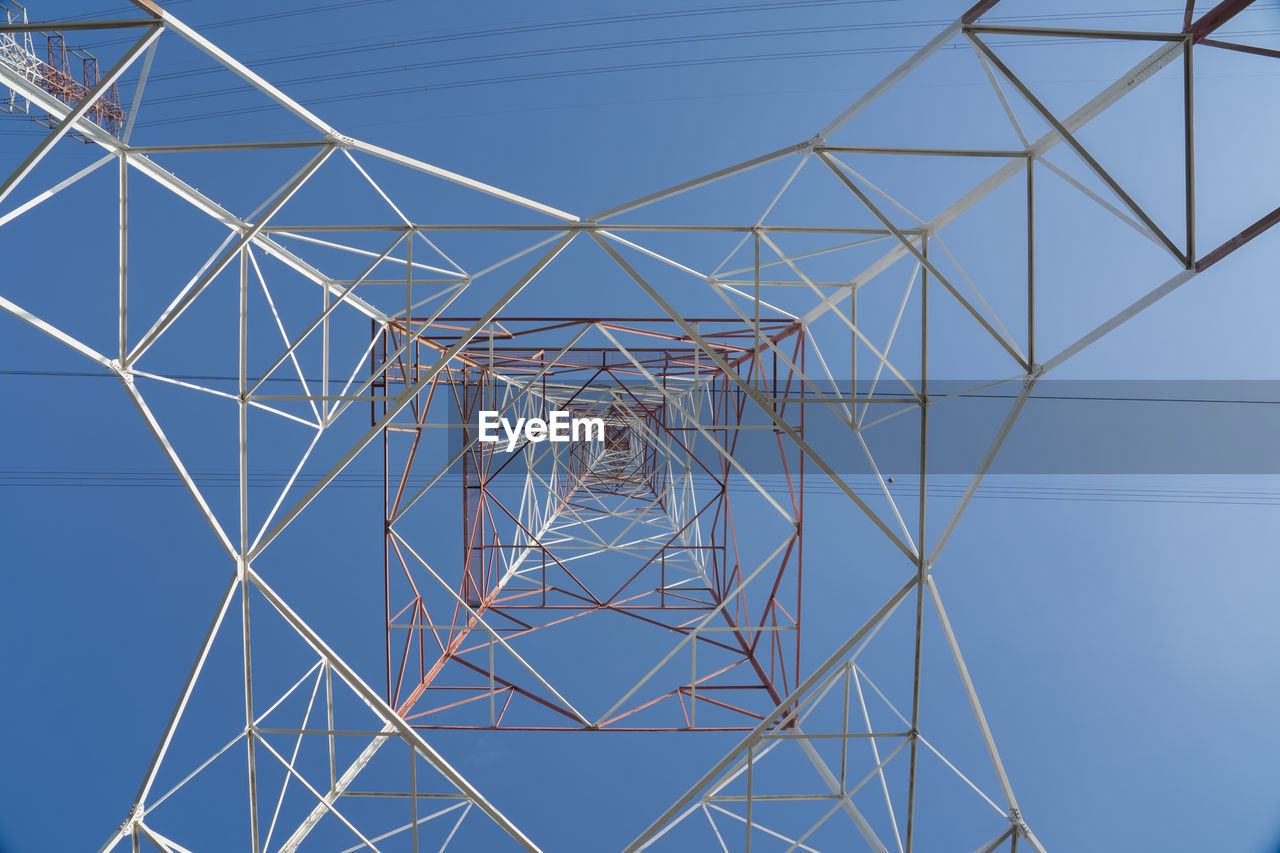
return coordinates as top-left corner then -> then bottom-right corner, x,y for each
325,132 -> 357,150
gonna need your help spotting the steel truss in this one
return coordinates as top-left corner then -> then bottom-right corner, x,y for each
0,0 -> 1276,851
375,316 -> 805,731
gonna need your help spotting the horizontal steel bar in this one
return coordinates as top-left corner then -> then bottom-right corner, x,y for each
400,724 -> 761,731
127,141 -> 333,153
339,791 -> 467,799
251,395 -> 398,401
964,23 -> 1187,41
765,396 -> 920,404
818,145 -> 1029,157
0,18 -> 159,31
708,794 -> 854,802
256,729 -> 394,737
260,224 -> 920,234
763,731 -> 913,739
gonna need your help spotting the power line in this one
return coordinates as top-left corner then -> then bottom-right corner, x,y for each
136,2 -> 1277,85
139,21 -> 965,107
122,38 -> 1144,127
163,18 -> 1280,107
128,20 -> 1280,127
10,4 -> 1276,134
128,0 -> 899,58
4,368 -> 1279,406
1,469 -> 1277,506
11,31 -> 1268,134
139,41 -> 979,112
84,0 -> 396,45
0,368 -> 303,383
61,0 -> 195,21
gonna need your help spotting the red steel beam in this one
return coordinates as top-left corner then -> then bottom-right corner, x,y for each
1186,0 -> 1256,40
1195,204 -> 1280,271
962,0 -> 1002,25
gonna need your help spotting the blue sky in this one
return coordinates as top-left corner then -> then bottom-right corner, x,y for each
2,0 -> 1280,851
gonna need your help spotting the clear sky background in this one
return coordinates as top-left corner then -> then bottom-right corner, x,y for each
2,0 -> 1280,851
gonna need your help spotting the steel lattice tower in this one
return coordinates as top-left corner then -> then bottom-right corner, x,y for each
1,0 -> 1277,850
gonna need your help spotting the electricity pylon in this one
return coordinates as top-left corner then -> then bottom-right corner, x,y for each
0,0 -> 1275,850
